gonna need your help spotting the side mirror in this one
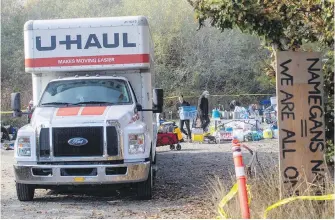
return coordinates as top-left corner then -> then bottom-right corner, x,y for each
153,88 -> 163,113
136,103 -> 143,111
11,93 -> 22,117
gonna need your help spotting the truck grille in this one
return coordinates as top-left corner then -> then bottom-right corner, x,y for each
39,128 -> 50,157
106,126 -> 118,156
53,127 -> 103,157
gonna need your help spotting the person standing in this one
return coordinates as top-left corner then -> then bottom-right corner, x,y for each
176,95 -> 192,141
27,100 -> 33,123
198,91 -> 210,132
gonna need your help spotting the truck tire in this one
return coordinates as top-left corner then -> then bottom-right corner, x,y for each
137,163 -> 152,200
16,183 -> 35,201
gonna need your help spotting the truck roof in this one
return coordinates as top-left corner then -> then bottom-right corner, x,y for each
49,75 -> 128,82
24,16 -> 153,73
24,16 -> 149,30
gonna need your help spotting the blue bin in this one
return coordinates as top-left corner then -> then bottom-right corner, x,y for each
212,109 -> 220,119
179,106 -> 197,120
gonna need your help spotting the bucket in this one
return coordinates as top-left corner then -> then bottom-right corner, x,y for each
252,131 -> 260,141
192,133 -> 204,142
273,129 -> 279,139
233,111 -> 241,119
222,111 -> 228,119
192,128 -> 204,134
257,131 -> 264,139
233,129 -> 244,142
270,97 -> 277,105
212,109 -> 221,119
174,127 -> 183,141
263,129 -> 273,139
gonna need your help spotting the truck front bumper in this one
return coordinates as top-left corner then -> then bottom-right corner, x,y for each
14,162 -> 150,185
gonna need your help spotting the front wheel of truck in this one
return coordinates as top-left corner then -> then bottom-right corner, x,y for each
136,163 -> 152,200
16,183 -> 35,201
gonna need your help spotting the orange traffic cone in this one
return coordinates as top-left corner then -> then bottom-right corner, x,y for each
232,138 -> 250,219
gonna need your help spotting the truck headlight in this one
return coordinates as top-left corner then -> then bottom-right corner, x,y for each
128,134 -> 145,154
17,136 -> 31,156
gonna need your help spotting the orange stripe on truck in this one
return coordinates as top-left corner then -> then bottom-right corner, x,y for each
25,54 -> 150,68
56,107 -> 81,116
81,106 -> 107,115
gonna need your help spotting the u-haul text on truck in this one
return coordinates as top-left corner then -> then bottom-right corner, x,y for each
11,16 -> 163,201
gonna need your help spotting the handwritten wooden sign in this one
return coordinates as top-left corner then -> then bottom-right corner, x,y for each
276,52 -> 326,197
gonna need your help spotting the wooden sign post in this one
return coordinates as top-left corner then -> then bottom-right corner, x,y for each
276,52 -> 327,197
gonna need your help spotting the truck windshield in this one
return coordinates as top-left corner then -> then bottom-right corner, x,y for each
39,79 -> 132,106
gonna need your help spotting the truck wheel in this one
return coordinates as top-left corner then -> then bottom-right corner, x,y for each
16,183 -> 35,201
152,150 -> 157,185
137,163 -> 152,200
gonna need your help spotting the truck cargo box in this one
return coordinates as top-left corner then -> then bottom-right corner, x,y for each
24,16 -> 153,72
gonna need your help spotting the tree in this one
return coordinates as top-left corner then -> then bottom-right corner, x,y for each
1,0 -> 274,114
188,0 -> 334,165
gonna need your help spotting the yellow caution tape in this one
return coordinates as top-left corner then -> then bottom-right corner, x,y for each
217,183 -> 238,219
217,183 -> 251,219
1,110 -> 26,114
217,182 -> 334,219
165,93 -> 273,99
263,194 -> 335,219
1,111 -> 14,114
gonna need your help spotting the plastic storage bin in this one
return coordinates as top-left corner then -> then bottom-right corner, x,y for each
212,109 -> 221,119
270,97 -> 277,105
192,134 -> 204,142
273,129 -> 279,139
179,106 -> 197,120
233,129 -> 244,142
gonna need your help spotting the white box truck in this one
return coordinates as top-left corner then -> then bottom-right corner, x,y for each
11,16 -> 163,201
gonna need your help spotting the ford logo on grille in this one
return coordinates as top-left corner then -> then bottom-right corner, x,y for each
68,137 -> 88,146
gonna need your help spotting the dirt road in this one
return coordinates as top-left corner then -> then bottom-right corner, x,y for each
1,140 -> 278,219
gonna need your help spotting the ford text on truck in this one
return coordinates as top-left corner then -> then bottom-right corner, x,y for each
11,16 -> 163,201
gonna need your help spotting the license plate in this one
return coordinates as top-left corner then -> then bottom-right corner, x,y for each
74,177 -> 85,182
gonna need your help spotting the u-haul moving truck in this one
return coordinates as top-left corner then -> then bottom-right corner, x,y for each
11,16 -> 163,201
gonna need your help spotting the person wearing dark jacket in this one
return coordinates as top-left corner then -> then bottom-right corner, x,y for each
198,91 -> 210,131
176,95 -> 192,141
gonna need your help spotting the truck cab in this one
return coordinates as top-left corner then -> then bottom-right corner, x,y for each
11,16 -> 163,201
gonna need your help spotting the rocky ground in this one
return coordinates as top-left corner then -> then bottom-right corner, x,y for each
1,140 -> 279,219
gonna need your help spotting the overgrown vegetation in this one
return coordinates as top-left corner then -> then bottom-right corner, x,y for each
1,0 -> 274,112
209,164 -> 334,219
187,0 -> 334,165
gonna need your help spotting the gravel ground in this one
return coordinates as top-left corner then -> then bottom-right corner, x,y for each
1,140 -> 279,219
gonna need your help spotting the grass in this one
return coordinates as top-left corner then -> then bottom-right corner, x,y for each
208,163 -> 334,219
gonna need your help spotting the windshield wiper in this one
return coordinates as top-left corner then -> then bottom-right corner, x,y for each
41,102 -> 72,106
72,101 -> 114,105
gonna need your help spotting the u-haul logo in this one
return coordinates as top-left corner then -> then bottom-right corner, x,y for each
36,33 -> 136,51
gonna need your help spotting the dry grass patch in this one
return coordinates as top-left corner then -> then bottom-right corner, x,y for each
208,165 -> 334,219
